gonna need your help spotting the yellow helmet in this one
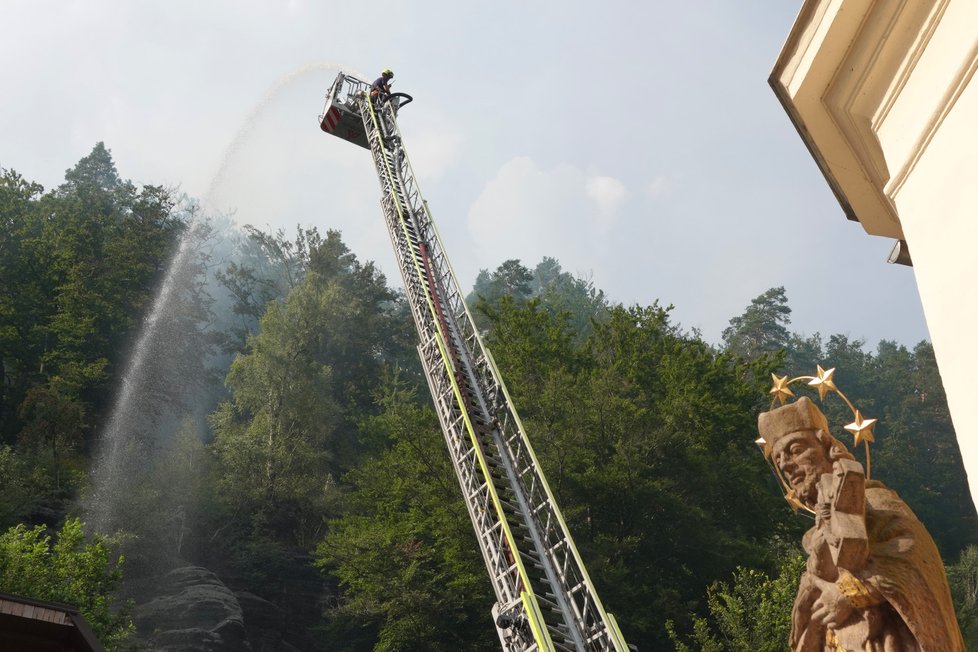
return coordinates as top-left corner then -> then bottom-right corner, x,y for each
382,69 -> 394,77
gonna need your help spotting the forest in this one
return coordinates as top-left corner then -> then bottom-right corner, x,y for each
2,143 -> 978,651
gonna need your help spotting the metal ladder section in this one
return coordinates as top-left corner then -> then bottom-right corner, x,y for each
358,96 -> 629,652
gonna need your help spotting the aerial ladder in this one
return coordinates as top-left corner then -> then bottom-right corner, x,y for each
319,72 -> 629,652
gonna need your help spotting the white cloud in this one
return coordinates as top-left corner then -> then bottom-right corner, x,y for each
585,175 -> 628,231
466,156 -> 628,279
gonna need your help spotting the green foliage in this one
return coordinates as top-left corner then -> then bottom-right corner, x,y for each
317,377 -> 495,652
16,385 -> 85,493
43,146 -> 184,398
210,230 -> 410,549
0,517 -> 135,649
667,550 -> 804,652
0,146 -> 188,523
0,168 -> 50,440
1,144 -> 184,412
3,139 -> 973,652
722,286 -> 791,362
480,298 -> 795,648
60,142 -> 122,194
214,225 -> 325,353
0,445 -> 30,525
473,258 -> 533,302
468,257 -> 609,338
948,545 -> 978,648
0,386 -> 88,529
210,286 -> 342,546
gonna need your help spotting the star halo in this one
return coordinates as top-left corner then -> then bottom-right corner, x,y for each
764,365 -> 878,491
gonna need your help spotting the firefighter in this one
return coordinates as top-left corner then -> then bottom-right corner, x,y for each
370,69 -> 394,105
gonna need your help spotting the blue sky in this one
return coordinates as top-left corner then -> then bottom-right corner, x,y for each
0,0 -> 930,348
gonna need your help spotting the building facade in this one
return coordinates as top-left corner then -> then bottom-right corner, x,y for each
771,0 -> 978,505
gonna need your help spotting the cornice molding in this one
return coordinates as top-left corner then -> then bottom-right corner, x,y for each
771,0 -> 976,240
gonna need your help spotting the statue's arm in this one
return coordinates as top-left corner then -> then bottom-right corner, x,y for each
836,569 -> 885,609
809,569 -> 886,629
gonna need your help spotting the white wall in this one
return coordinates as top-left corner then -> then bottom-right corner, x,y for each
892,77 -> 978,496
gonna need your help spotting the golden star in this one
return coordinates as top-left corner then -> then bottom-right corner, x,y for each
770,373 -> 795,406
844,410 -> 877,446
808,365 -> 838,400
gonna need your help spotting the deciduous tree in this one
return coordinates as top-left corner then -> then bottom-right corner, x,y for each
0,518 -> 134,650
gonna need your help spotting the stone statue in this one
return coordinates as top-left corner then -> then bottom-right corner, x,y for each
758,396 -> 964,652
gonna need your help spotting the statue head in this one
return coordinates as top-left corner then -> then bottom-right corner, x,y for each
758,397 -> 854,507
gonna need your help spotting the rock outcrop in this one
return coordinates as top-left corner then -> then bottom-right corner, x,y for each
133,566 -> 250,651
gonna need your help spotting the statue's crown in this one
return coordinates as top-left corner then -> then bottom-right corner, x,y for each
757,396 -> 828,459
758,366 -> 878,510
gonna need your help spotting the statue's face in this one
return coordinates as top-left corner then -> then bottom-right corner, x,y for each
772,430 -> 830,506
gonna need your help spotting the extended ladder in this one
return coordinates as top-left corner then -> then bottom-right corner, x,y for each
330,75 -> 628,652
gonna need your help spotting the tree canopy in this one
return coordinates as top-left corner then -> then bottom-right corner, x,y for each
0,518 -> 134,649
1,147 -> 975,651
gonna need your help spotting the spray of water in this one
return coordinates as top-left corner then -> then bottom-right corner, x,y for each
86,61 -> 359,540
205,61 -> 364,202
86,218 -> 204,535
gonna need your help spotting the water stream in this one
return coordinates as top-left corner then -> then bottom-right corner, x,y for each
85,62 -> 354,541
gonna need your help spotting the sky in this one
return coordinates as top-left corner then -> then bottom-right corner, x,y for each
0,0 -> 932,350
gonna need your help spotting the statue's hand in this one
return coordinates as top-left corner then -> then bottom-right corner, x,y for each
811,579 -> 855,630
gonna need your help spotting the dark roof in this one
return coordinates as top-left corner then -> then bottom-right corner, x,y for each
0,592 -> 103,652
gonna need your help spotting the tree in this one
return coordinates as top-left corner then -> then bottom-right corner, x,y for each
782,331 -> 824,376
480,298 -> 796,649
317,377 -> 496,652
214,225 -> 324,353
0,518 -> 134,649
210,230 -> 409,547
210,286 -> 342,546
468,257 -> 609,338
722,287 -> 791,361
488,258 -> 533,299
871,341 -> 978,558
1,149 -> 192,525
467,259 -> 534,328
16,385 -> 85,493
948,545 -> 978,649
1,146 -> 187,440
59,142 -> 121,195
0,445 -> 33,528
43,144 -> 187,405
531,257 -> 608,340
0,168 -> 48,440
667,550 -> 805,652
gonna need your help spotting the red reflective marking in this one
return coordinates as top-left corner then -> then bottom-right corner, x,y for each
323,107 -> 341,131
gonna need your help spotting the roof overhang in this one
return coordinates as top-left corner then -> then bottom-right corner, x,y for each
0,592 -> 103,651
770,0 -> 957,241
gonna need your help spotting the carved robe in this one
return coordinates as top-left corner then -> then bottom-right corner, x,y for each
790,481 -> 964,652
